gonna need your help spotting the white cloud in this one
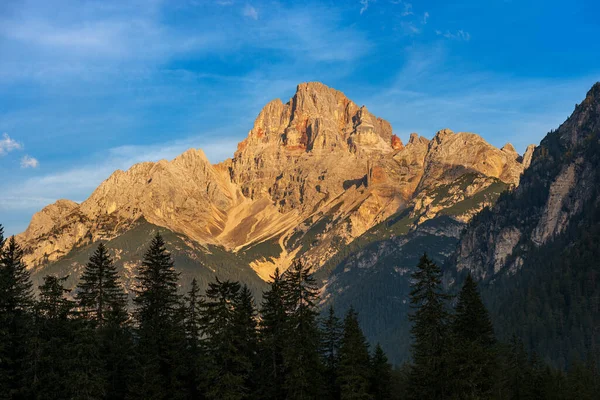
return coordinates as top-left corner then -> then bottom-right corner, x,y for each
422,12 -> 429,24
401,3 -> 413,16
360,0 -> 371,15
401,21 -> 420,35
243,4 -> 258,20
0,133 -> 22,155
436,29 -> 471,41
20,155 -> 39,168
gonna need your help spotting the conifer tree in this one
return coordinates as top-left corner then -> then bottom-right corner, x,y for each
504,335 -> 530,400
408,254 -> 451,399
34,275 -> 105,399
201,278 -> 251,400
257,267 -> 288,400
282,260 -> 324,399
129,232 -> 184,400
234,284 -> 259,394
0,235 -> 34,399
75,242 -> 128,326
182,278 -> 205,399
337,307 -> 372,400
76,243 -> 131,399
321,306 -> 342,400
370,344 -> 392,400
448,273 -> 497,398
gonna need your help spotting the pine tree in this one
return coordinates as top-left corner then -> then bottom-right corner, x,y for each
182,278 -> 205,399
448,273 -> 497,398
321,306 -> 342,400
281,260 -> 324,399
370,344 -> 392,400
408,253 -> 451,399
75,242 -> 128,326
337,307 -> 372,400
201,278 -> 251,400
129,232 -> 184,400
34,275 -> 105,399
257,267 -> 288,400
0,235 -> 34,399
76,243 -> 132,399
233,284 -> 259,395
503,335 -> 530,400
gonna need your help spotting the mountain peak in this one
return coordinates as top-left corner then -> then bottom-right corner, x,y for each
583,81 -> 600,104
551,81 -> 600,149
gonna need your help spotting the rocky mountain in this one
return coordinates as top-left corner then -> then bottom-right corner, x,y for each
449,82 -> 600,368
315,82 -> 600,366
14,82 -> 535,363
456,82 -> 600,278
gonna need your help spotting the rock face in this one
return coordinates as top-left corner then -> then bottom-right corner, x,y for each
17,82 -> 532,280
456,82 -> 600,279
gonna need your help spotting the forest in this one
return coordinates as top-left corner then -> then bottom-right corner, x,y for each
1,224 -> 599,400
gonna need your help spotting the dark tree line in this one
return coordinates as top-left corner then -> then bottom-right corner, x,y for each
0,228 -> 392,399
397,254 -> 600,400
1,224 -> 598,399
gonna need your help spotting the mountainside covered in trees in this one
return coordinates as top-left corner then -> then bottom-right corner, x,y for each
454,82 -> 600,369
2,224 -> 599,400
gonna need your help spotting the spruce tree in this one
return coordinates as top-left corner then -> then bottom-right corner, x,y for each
282,260 -> 324,399
337,307 -> 372,400
0,235 -> 34,399
34,275 -> 105,399
257,267 -> 288,400
503,335 -> 530,400
182,278 -> 205,399
408,254 -> 451,399
370,344 -> 392,400
448,273 -> 497,398
129,232 -> 184,400
321,306 -> 342,400
233,284 -> 259,395
75,242 -> 128,326
201,278 -> 251,400
76,243 -> 131,399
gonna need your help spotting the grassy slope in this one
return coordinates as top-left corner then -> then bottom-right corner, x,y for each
31,219 -> 268,299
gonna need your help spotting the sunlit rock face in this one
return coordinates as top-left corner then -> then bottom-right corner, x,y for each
18,81 -> 532,280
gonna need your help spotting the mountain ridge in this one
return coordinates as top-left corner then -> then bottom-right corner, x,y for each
17,82 -> 532,284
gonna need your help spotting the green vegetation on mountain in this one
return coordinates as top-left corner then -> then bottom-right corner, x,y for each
3,229 -> 599,399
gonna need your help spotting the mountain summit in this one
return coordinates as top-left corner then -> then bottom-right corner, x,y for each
17,82 -> 531,283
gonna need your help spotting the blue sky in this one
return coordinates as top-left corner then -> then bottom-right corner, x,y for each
0,0 -> 599,236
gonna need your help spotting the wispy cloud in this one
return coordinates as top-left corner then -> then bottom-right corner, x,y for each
0,133 -> 22,155
243,4 -> 258,20
360,0 -> 371,15
400,2 -> 413,16
20,155 -> 39,169
422,12 -> 429,24
400,21 -> 420,35
436,29 -> 471,41
362,45 -> 599,154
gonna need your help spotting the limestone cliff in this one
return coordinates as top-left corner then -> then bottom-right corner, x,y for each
456,82 -> 600,279
17,82 -> 532,280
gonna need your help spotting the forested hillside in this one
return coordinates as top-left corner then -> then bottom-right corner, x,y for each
456,82 -> 600,370
2,227 -> 599,399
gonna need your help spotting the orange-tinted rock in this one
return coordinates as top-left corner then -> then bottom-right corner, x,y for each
391,134 -> 404,150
